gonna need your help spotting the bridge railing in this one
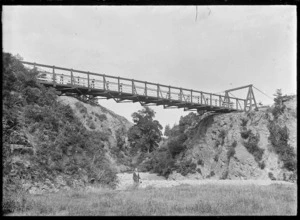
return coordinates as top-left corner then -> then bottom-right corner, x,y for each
22,61 -> 246,111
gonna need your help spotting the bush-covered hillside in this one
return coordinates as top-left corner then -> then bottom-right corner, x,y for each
2,53 -> 127,213
139,92 -> 296,182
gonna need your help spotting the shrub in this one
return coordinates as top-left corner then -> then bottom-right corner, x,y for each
258,161 -> 265,170
3,175 -> 27,214
178,159 -> 197,176
167,134 -> 187,158
207,171 -> 215,178
218,130 -> 227,145
214,154 -> 219,162
240,118 -> 248,127
227,148 -> 236,159
196,168 -> 202,174
220,170 -> 229,180
75,102 -> 87,114
268,122 -> 296,171
190,163 -> 197,170
197,159 -> 204,166
89,121 -> 96,130
232,140 -> 237,148
215,140 -> 220,148
151,149 -> 175,178
240,129 -> 252,139
95,113 -> 107,122
268,172 -> 276,181
227,141 -> 237,160
243,131 -> 264,164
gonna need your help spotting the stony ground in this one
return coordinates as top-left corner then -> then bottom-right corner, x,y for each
116,172 -> 294,190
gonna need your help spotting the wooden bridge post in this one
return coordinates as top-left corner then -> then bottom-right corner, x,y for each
103,75 -> 106,90
52,66 -> 56,87
191,90 -> 193,103
87,72 -> 90,89
224,91 -> 229,108
180,88 -> 183,101
169,86 -> 171,100
132,80 -> 134,94
236,99 -> 238,110
250,86 -> 258,110
118,77 -> 120,93
145,82 -> 147,97
248,90 -> 252,111
70,69 -> 74,85
157,84 -> 160,99
200,92 -> 203,105
219,95 -> 221,107
210,94 -> 212,106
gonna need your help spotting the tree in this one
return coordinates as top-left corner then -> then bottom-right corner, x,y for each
178,112 -> 198,133
273,89 -> 283,105
164,124 -> 171,137
272,89 -> 286,119
128,107 -> 162,154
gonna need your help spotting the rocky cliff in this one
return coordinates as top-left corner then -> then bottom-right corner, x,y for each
57,96 -> 133,172
156,97 -> 297,182
3,53 -> 134,197
7,96 -> 133,195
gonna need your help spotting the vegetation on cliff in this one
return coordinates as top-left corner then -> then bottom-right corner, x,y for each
2,53 -> 119,213
267,89 -> 297,173
138,91 -> 296,181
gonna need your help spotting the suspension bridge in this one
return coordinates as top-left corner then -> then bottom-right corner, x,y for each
21,61 -> 259,113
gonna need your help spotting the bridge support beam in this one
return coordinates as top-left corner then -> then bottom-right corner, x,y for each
22,61 -> 252,113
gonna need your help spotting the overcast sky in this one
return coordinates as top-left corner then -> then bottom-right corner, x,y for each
3,6 -> 296,129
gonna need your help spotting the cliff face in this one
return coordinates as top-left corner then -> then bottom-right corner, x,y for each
58,96 -> 133,172
8,96 -> 133,195
3,54 -> 137,201
168,97 -> 296,181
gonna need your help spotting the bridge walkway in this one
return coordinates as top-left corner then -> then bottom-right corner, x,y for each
21,61 -> 254,113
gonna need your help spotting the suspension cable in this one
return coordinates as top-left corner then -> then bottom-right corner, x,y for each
214,90 -> 226,94
228,92 -> 237,98
253,86 -> 273,100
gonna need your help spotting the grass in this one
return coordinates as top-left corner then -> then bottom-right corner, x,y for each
6,183 -> 296,216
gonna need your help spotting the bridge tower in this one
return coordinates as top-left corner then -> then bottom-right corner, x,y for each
224,84 -> 258,112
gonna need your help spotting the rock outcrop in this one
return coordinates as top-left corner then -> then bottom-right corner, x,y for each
168,96 -> 296,182
58,96 -> 133,172
8,97 -> 133,195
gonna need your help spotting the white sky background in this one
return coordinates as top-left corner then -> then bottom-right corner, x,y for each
3,6 -> 297,130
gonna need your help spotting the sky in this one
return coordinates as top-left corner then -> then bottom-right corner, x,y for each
3,6 -> 297,130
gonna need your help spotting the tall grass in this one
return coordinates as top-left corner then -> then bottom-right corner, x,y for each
6,183 -> 296,216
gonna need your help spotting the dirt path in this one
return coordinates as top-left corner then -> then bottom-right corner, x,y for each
116,172 -> 294,190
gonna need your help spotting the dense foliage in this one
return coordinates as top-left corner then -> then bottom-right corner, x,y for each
243,131 -> 264,164
3,53 -> 118,213
139,113 -> 199,177
164,124 -> 171,137
267,90 -> 297,172
128,107 -> 163,154
271,89 -> 286,119
268,122 -> 296,172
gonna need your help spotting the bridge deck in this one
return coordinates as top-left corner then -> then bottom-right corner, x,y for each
22,61 -> 247,113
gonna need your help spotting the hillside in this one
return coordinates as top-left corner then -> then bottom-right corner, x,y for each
141,96 -> 297,182
57,96 -> 133,172
2,52 -> 134,213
